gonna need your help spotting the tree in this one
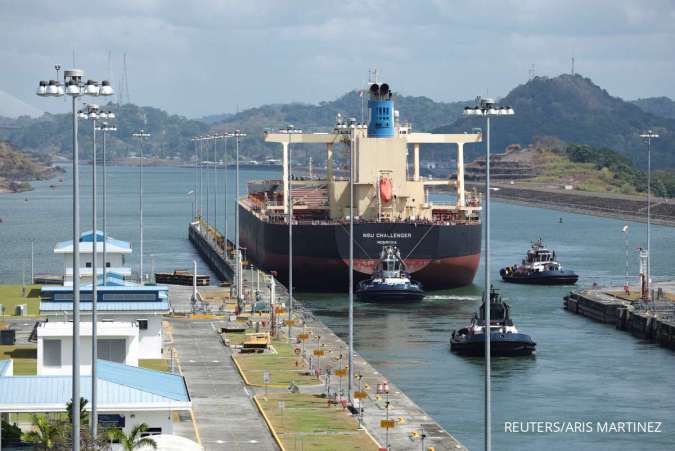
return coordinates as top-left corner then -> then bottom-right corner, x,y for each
66,397 -> 90,427
106,423 -> 158,451
21,414 -> 62,450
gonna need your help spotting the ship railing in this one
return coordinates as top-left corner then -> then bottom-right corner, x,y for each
256,215 -> 481,226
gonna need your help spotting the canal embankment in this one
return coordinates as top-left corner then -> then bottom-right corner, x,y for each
466,182 -> 675,226
564,287 -> 675,350
188,220 -> 468,450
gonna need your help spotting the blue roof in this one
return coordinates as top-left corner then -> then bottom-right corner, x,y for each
40,301 -> 169,312
0,360 -> 190,410
41,285 -> 168,293
0,360 -> 11,376
54,230 -> 131,252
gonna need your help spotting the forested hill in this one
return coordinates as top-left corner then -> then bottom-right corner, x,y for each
632,96 -> 675,120
0,91 -> 467,162
434,74 -> 675,169
2,75 -> 674,169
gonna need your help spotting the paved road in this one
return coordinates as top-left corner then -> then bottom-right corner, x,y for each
170,319 -> 277,451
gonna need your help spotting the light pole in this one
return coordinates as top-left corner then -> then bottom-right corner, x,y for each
622,225 -> 629,294
192,138 -> 198,219
640,130 -> 659,295
213,136 -> 218,232
96,122 -> 116,287
280,125 -> 301,339
231,130 -> 247,302
348,123 -> 356,402
464,97 -> 514,451
37,69 -> 113,451
132,130 -> 151,284
79,104 -> 115,438
205,135 -> 211,229
222,134 -> 229,252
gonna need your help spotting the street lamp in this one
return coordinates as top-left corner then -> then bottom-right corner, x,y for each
347,121 -> 357,403
231,130 -> 247,303
279,125 -> 302,339
79,104 -> 115,437
132,130 -> 151,283
640,129 -> 659,295
463,97 -> 514,451
95,121 -> 117,288
36,68 -> 113,451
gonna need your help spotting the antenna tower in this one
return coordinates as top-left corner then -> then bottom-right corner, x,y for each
120,52 -> 130,105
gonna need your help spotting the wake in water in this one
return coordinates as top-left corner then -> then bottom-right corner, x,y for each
423,295 -> 480,301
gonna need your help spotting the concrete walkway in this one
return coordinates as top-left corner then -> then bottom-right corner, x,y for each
170,319 -> 277,451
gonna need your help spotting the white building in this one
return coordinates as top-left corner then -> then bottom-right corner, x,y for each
55,230 -> 133,285
0,359 -> 192,439
37,321 -> 140,375
40,285 -> 170,368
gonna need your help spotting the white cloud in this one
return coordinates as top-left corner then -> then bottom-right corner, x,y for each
1,0 -> 673,117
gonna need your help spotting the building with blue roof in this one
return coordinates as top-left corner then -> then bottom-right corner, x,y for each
55,230 -> 133,285
0,360 -> 191,437
39,284 -> 171,372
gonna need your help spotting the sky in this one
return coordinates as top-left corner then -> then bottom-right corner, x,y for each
1,0 -> 674,118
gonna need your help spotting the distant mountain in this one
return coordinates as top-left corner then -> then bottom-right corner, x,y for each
207,90 -> 469,161
434,74 -> 675,169
632,96 -> 675,120
0,91 -> 467,162
199,112 -> 234,124
0,90 -> 43,118
0,103 -> 209,161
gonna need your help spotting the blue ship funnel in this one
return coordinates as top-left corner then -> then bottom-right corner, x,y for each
367,83 -> 395,138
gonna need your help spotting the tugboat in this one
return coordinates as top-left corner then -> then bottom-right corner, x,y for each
356,246 -> 425,302
499,239 -> 578,285
450,287 -> 536,356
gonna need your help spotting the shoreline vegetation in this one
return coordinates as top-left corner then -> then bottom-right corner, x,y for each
0,141 -> 64,193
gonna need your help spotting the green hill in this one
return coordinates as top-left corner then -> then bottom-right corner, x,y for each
632,96 -> 675,120
0,91 -> 466,163
434,74 -> 675,169
0,103 -> 209,161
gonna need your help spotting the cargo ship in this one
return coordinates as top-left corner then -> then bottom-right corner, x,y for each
239,81 -> 483,291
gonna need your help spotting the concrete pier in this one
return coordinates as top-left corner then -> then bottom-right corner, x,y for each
564,288 -> 675,351
188,220 -> 467,450
188,221 -> 234,281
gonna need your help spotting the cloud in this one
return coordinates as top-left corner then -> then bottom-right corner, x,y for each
1,0 -> 673,117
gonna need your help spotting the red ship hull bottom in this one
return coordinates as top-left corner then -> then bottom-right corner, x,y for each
261,253 -> 481,292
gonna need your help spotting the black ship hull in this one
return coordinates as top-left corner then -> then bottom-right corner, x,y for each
450,332 -> 536,357
500,269 -> 578,285
356,281 -> 425,303
239,204 -> 481,291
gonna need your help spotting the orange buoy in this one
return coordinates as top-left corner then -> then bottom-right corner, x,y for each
379,177 -> 393,203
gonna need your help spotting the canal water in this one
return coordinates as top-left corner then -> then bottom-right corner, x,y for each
1,165 -> 674,450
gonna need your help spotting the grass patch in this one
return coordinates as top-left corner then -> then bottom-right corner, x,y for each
138,358 -> 170,372
257,393 -> 378,450
235,340 -> 320,386
0,285 -> 41,317
0,345 -> 37,375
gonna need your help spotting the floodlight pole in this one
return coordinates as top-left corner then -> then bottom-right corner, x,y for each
282,126 -> 296,339
37,69 -> 114,451
464,98 -> 514,451
232,130 -> 247,302
640,130 -> 659,296
348,124 -> 355,402
133,130 -> 151,283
